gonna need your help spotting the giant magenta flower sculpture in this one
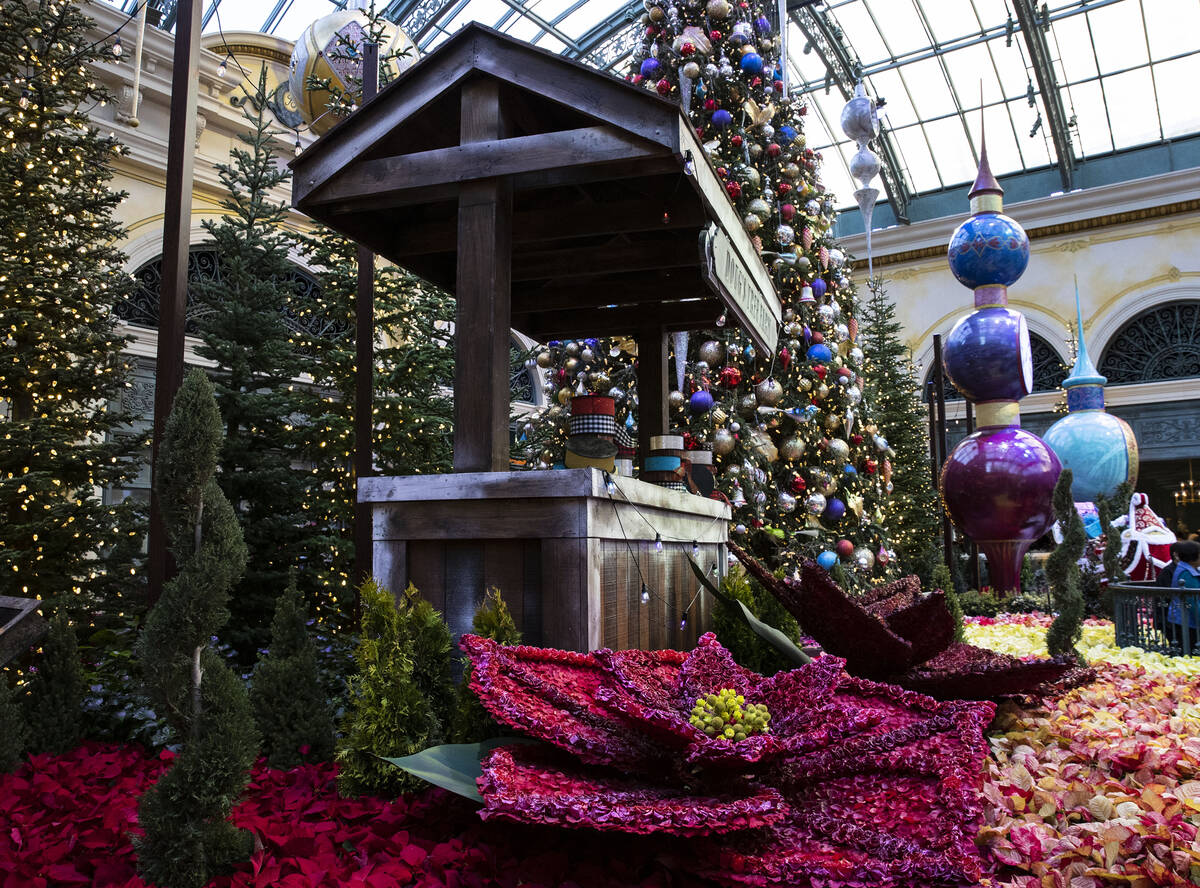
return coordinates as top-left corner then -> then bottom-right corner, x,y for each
463,631 -> 996,887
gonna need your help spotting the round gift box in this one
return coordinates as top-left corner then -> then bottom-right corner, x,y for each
650,435 -> 684,450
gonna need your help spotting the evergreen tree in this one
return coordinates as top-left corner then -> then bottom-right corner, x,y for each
23,611 -> 85,754
295,230 -> 454,627
135,370 -> 258,888
930,562 -> 965,642
527,6 -> 892,579
1046,469 -> 1085,659
0,673 -> 27,772
450,587 -> 520,743
250,572 -> 335,769
858,280 -> 940,582
0,0 -> 144,613
193,68 -> 307,658
337,580 -> 454,797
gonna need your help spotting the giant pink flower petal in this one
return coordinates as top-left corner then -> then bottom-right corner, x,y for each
478,744 -> 786,836
896,642 -> 1077,700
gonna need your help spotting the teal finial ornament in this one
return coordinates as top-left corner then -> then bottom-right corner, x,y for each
1063,278 -> 1105,394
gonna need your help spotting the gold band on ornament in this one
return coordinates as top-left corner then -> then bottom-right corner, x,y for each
970,194 -> 1003,214
975,401 -> 1020,427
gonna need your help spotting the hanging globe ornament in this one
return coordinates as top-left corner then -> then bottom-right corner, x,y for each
689,390 -> 715,413
777,492 -> 797,513
822,497 -> 846,523
828,438 -> 850,462
780,436 -> 805,461
853,547 -> 875,570
804,493 -> 827,516
775,224 -> 795,246
817,550 -> 838,570
739,52 -> 764,75
698,340 -> 725,365
712,427 -> 736,456
755,377 -> 784,406
668,390 -> 686,409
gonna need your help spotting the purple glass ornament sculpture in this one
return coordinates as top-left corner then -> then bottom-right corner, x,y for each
938,125 -> 1058,594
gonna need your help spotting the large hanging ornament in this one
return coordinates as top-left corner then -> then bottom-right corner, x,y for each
712,427 -> 736,456
755,377 -> 784,406
290,10 -> 417,136
839,82 -> 882,277
939,126 -> 1058,594
698,340 -> 725,365
1043,283 -> 1139,500
780,436 -> 805,461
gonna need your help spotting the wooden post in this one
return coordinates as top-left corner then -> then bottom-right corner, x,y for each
452,78 -> 512,473
636,326 -> 669,461
353,43 -> 380,591
965,399 -> 981,589
147,0 -> 201,604
932,334 -> 953,573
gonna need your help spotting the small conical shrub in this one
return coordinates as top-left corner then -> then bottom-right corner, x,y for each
1046,469 -> 1086,659
0,673 -> 28,771
451,588 -> 521,743
931,563 -> 966,642
337,581 -> 454,797
250,573 -> 335,769
24,611 -> 85,754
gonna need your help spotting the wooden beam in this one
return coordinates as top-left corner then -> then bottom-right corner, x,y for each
306,125 -> 668,207
637,326 -> 669,462
512,238 -> 698,281
453,78 -> 512,473
513,276 -> 702,312
386,197 -> 707,257
515,299 -> 720,340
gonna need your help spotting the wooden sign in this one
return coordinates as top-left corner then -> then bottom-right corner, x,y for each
700,223 -> 780,354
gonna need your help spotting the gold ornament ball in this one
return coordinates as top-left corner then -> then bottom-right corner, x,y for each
564,358 -> 579,373
743,213 -> 762,233
853,547 -> 875,570
706,0 -> 731,16
740,394 -> 759,416
564,341 -> 582,357
648,5 -> 666,20
799,378 -> 812,392
698,340 -> 725,365
556,387 -> 572,405
829,437 -> 850,461
823,413 -> 840,431
669,390 -> 686,409
712,427 -> 736,456
780,436 -> 805,461
816,383 -> 829,400
536,351 -> 552,368
290,10 -> 417,136
755,377 -> 784,406
747,197 -> 772,220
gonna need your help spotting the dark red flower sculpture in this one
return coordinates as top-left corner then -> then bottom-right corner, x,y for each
464,632 -> 996,887
729,542 -> 1081,698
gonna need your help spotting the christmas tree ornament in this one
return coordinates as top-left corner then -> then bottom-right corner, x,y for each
853,546 -> 875,570
777,492 -> 796,512
698,339 -> 725,365
822,497 -> 846,523
805,493 -> 827,515
828,438 -> 850,461
749,429 -> 778,462
712,427 -> 736,456
816,550 -> 838,569
536,351 -> 552,367
839,82 -> 882,277
816,304 -> 836,325
755,377 -> 784,406
806,343 -> 833,363
835,538 -> 855,559
780,436 -> 805,461
689,390 -> 715,413
1043,282 -> 1139,501
940,127 -> 1058,594
668,390 -> 686,409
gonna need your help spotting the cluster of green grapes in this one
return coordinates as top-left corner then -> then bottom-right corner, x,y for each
688,688 -> 771,741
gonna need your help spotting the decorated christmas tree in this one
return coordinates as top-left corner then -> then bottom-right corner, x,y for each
524,1 -> 890,577
0,0 -> 144,613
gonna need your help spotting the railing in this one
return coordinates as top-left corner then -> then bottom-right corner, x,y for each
1110,581 -> 1200,657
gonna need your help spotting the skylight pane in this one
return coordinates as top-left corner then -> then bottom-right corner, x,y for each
922,0 -> 982,45
1050,15 -> 1099,83
206,1 -> 274,34
1086,1 -> 1149,73
899,57 -> 955,118
272,0 -> 340,40
558,1 -> 624,41
968,0 -> 1011,28
1014,108 -> 1054,169
1154,55 -> 1200,139
980,102 -> 1023,175
816,150 -> 858,210
921,116 -> 976,186
940,43 -> 1004,105
1104,67 -> 1160,148
828,2 -> 889,66
788,20 -> 833,85
891,124 -> 940,191
1065,79 -> 1114,157
859,0 -> 928,59
865,69 -> 916,126
1144,0 -> 1200,60
986,33 -> 1031,89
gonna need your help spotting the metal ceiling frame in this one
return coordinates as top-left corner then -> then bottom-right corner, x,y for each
1010,0 -> 1075,191
790,3 -> 912,223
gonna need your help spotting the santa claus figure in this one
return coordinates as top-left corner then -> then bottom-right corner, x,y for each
1112,492 -> 1177,581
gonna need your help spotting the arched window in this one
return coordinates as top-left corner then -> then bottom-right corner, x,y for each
923,331 -> 1067,402
116,248 -> 342,343
1098,300 -> 1200,384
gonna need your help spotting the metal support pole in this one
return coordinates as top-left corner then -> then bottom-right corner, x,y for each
353,42 -> 381,592
147,0 -> 202,605
932,334 -> 953,573
965,399 -> 981,589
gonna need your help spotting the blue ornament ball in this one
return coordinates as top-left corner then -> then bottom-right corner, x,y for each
740,53 -> 764,76
640,58 -> 661,79
943,306 -> 1033,403
754,15 -> 771,33
689,390 -> 715,414
585,338 -> 599,349
712,109 -> 733,129
843,464 -> 857,475
810,278 -> 827,299
817,550 -> 838,570
743,344 -> 756,360
806,343 -> 833,363
778,125 -> 797,144
947,212 -> 1030,289
822,497 -> 846,523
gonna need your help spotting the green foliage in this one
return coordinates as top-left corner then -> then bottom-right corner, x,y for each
451,588 -> 520,744
957,587 -> 1001,618
135,370 -> 258,888
79,619 -> 172,750
859,281 -> 941,581
337,581 -> 455,797
193,69 -> 307,661
0,673 -> 28,772
930,563 -> 966,641
1046,470 -> 1086,660
1100,480 -> 1133,584
0,0 -> 144,613
24,612 -> 85,755
711,569 -> 803,675
251,574 -> 336,769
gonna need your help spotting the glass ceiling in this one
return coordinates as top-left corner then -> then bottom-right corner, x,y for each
108,0 -> 1200,216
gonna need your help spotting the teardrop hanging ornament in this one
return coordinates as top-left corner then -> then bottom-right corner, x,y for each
818,245 -> 830,270
672,331 -> 690,393
847,316 -> 858,342
801,226 -> 814,250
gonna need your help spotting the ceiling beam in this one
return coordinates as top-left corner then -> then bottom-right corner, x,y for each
1010,0 -> 1075,192
790,6 -> 912,224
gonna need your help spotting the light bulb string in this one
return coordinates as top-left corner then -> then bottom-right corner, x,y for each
605,473 -> 726,544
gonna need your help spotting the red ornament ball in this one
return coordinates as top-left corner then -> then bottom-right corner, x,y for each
704,98 -> 718,111
726,181 -> 742,199
730,134 -> 743,148
681,41 -> 695,55
719,365 -> 743,387
851,434 -> 863,445
811,331 -> 825,345
766,143 -> 781,158
790,476 -> 806,493
773,79 -> 784,92
710,29 -> 722,40
780,204 -> 795,221
865,459 -> 878,474
777,182 -> 791,195
656,78 -> 672,96
631,74 -> 644,85
813,364 -> 827,380
835,539 -> 855,559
